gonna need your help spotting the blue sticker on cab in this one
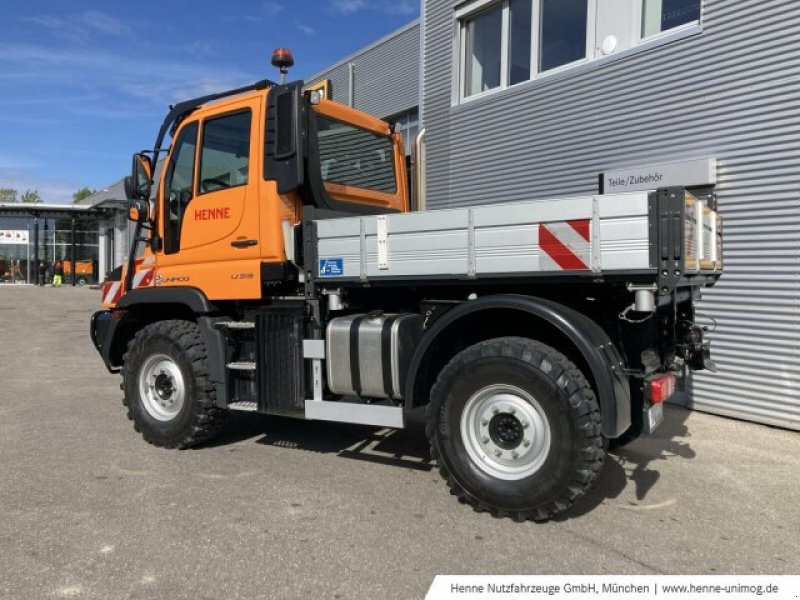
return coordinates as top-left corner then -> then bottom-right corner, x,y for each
319,258 -> 344,277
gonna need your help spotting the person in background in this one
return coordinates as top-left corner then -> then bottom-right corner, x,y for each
53,261 -> 63,287
38,262 -> 45,286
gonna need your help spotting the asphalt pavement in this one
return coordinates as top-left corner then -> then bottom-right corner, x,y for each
0,285 -> 798,600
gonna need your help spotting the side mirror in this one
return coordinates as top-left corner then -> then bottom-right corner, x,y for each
127,198 -> 150,223
124,153 -> 153,201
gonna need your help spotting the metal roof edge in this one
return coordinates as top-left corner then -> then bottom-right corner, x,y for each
305,19 -> 420,84
0,203 -> 94,212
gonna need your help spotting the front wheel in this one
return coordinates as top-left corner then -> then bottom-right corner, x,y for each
122,320 -> 228,449
426,337 -> 605,522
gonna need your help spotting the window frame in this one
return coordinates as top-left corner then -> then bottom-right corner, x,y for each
636,0 -> 702,42
162,120 -> 199,256
316,114 -> 399,196
196,108 -> 253,197
454,0 -> 701,105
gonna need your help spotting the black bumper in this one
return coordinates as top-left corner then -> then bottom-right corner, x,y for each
91,310 -> 122,373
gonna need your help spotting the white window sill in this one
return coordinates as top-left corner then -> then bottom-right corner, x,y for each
454,22 -> 703,109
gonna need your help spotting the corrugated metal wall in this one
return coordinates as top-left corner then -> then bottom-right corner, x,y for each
423,0 -> 800,429
308,21 -> 421,119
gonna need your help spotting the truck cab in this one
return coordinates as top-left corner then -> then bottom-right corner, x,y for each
103,81 -> 407,307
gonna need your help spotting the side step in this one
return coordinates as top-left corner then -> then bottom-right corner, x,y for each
227,362 -> 256,371
305,400 -> 404,429
215,321 -> 256,330
228,401 -> 258,412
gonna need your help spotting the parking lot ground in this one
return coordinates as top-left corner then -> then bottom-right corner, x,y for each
0,286 -> 798,600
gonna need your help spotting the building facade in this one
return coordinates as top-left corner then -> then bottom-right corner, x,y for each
307,20 -> 422,155
310,0 -> 800,430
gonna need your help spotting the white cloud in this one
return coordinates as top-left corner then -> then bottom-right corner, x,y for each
0,168 -> 79,204
80,11 -> 130,36
227,2 -> 284,23
384,0 -> 418,15
263,1 -> 284,16
21,11 -> 132,44
0,42 -> 258,110
330,0 -> 368,13
297,22 -> 316,35
329,0 -> 418,15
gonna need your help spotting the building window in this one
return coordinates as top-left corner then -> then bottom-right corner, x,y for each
463,4 -> 504,97
509,0 -> 533,84
457,0 -> 702,102
539,0 -> 588,72
388,109 -> 420,156
642,0 -> 701,38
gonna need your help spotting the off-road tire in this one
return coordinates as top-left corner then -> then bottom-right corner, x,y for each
122,320 -> 228,449
426,337 -> 605,522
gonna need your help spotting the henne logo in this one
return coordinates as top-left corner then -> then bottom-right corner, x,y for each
195,207 -> 231,221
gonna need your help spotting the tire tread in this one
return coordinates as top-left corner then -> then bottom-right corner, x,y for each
425,337 -> 605,522
122,319 -> 228,449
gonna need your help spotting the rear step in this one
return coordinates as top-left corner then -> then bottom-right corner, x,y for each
227,362 -> 256,371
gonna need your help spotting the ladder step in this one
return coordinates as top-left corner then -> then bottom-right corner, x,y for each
215,321 -> 256,330
228,401 -> 258,412
227,361 -> 256,371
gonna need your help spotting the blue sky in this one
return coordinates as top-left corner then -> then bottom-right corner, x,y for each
0,0 -> 419,203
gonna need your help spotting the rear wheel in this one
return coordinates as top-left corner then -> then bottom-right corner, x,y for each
122,320 -> 228,449
426,337 -> 605,522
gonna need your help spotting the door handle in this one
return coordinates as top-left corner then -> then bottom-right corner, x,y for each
231,239 -> 258,249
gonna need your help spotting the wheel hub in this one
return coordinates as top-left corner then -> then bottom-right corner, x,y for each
489,413 -> 524,449
154,373 -> 175,400
138,354 -> 185,422
460,384 -> 552,481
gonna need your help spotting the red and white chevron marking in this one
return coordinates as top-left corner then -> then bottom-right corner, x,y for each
539,220 -> 591,271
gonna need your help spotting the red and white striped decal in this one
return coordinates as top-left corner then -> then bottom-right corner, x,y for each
539,220 -> 591,271
132,267 -> 156,289
101,257 -> 156,306
102,281 -> 123,306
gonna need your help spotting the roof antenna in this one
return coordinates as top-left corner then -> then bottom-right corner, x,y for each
271,48 -> 295,85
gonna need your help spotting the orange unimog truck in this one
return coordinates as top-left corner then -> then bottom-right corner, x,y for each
91,51 -> 722,521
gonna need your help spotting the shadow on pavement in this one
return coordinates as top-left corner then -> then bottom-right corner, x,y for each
206,403 -> 695,517
206,407 -> 435,472
559,404 -> 695,520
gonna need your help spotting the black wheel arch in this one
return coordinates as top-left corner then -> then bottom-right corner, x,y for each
404,294 -> 632,439
91,287 -> 228,409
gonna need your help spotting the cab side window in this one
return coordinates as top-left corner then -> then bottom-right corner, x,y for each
198,110 -> 252,195
164,122 -> 198,255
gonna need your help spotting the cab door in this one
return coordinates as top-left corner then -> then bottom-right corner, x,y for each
156,96 -> 263,300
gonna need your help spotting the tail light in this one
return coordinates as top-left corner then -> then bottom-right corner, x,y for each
650,373 -> 676,404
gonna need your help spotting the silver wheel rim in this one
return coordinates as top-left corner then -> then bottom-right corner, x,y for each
138,354 -> 186,422
460,384 -> 552,481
